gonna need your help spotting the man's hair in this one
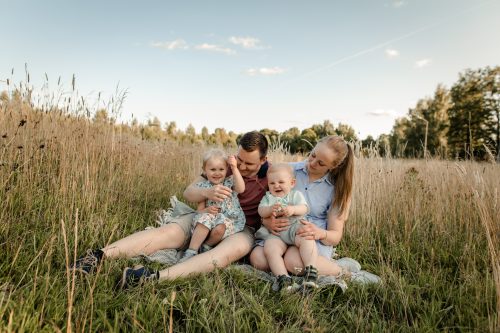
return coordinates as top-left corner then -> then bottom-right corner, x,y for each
239,131 -> 268,159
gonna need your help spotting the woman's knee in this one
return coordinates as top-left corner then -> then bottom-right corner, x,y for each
284,247 -> 304,274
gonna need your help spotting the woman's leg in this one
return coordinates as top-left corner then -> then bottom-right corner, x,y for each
158,228 -> 253,281
102,223 -> 186,259
249,246 -> 270,271
284,246 -> 341,276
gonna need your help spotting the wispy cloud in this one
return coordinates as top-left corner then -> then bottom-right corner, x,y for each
229,36 -> 264,49
385,48 -> 400,58
367,109 -> 398,117
245,67 -> 287,76
151,39 -> 188,50
392,1 -> 406,8
195,43 -> 236,55
415,58 -> 432,68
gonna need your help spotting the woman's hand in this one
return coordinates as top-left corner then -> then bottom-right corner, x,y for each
204,184 -> 232,202
296,220 -> 323,240
261,215 -> 290,235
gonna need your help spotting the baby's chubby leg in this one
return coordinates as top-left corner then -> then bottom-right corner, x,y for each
264,238 -> 289,277
294,235 -> 317,268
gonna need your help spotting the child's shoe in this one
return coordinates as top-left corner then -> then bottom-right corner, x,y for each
302,265 -> 319,289
178,248 -> 198,263
276,275 -> 300,293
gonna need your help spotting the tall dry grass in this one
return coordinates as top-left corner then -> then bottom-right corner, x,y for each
0,82 -> 499,331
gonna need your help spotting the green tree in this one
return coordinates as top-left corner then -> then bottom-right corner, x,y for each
448,67 -> 499,159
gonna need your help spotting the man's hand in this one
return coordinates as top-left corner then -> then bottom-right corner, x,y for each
203,206 -> 221,215
205,184 -> 232,202
262,215 -> 290,235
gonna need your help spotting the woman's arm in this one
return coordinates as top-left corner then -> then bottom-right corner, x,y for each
321,199 -> 351,246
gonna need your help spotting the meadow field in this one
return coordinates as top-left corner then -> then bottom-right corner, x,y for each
0,96 -> 499,332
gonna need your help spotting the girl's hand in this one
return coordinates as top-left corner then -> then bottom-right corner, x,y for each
204,206 -> 221,215
227,155 -> 238,170
296,220 -> 322,240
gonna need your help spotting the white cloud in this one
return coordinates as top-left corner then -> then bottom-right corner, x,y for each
228,36 -> 263,49
245,67 -> 287,76
367,109 -> 398,117
392,1 -> 406,8
151,39 -> 188,50
385,48 -> 400,58
195,43 -> 236,55
415,58 -> 432,68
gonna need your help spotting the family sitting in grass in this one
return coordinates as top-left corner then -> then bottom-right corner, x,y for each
72,131 -> 379,290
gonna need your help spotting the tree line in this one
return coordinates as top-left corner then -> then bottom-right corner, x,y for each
2,65 -> 498,160
370,66 -> 499,161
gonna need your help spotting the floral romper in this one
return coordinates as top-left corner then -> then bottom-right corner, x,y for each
192,176 -> 246,239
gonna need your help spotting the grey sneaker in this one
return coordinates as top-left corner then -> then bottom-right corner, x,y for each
349,270 -> 381,285
71,249 -> 104,275
178,248 -> 198,263
120,265 -> 158,289
335,257 -> 361,273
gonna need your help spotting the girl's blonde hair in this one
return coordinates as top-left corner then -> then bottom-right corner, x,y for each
317,135 -> 354,219
202,148 -> 228,169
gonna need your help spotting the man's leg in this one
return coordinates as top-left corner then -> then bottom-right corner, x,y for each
103,223 -> 187,259
158,228 -> 253,281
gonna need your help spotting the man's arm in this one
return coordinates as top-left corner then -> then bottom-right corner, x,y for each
183,176 -> 232,203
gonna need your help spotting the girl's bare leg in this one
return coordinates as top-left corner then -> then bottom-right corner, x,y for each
204,224 -> 226,247
188,224 -> 210,251
283,246 -> 341,276
102,223 -> 186,259
158,230 -> 253,281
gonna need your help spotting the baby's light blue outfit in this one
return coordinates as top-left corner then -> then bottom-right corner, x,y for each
193,176 -> 245,238
290,161 -> 335,258
255,190 -> 308,245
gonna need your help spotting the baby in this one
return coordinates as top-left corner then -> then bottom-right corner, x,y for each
180,148 -> 245,262
255,163 -> 318,291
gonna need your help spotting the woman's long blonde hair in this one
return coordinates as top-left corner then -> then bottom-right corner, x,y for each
318,135 -> 354,219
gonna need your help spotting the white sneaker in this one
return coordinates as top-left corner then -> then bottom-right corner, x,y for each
349,270 -> 381,285
334,257 -> 361,273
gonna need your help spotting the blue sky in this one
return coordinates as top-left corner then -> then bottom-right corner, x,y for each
2,0 -> 500,138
